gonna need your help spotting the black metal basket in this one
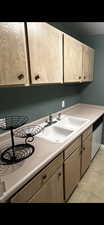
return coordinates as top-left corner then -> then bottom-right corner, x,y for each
0,115 -> 28,130
14,124 -> 44,143
0,115 -> 35,164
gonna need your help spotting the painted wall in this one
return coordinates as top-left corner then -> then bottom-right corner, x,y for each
80,35 -> 104,106
0,84 -> 81,123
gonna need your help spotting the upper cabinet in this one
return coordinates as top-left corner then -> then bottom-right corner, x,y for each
27,22 -> 63,84
82,44 -> 95,82
64,34 -> 95,83
0,23 -> 29,86
64,34 -> 82,83
0,22 -> 95,86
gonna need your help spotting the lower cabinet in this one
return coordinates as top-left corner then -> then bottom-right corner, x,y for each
64,147 -> 81,201
81,133 -> 92,177
28,166 -> 63,203
10,153 -> 64,203
10,126 -> 93,203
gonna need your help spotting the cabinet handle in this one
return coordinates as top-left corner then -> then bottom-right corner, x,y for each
79,76 -> 81,79
84,76 -> 86,79
42,174 -> 47,180
34,74 -> 40,80
58,172 -> 61,177
17,74 -> 24,80
83,147 -> 86,151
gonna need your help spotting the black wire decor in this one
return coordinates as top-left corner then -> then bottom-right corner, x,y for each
0,115 -> 35,165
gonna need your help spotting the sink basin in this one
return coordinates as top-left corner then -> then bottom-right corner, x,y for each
36,115 -> 89,143
37,125 -> 74,143
55,115 -> 89,130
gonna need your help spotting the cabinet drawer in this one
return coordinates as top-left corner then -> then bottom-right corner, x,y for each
82,125 -> 92,141
64,136 -> 81,160
10,153 -> 63,203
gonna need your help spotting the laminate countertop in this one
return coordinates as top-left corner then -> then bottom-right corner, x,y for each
0,103 -> 104,202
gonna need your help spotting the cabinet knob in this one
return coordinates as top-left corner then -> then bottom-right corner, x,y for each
17,74 -> 24,80
79,76 -> 81,79
58,172 -> 61,177
34,74 -> 40,80
83,147 -> 86,151
84,76 -> 86,79
42,174 -> 47,180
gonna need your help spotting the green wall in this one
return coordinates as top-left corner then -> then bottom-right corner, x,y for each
79,35 -> 104,106
0,84 -> 81,123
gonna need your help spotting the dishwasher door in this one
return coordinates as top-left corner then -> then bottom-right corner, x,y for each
91,121 -> 103,160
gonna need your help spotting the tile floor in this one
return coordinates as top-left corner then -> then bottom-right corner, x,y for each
68,145 -> 104,203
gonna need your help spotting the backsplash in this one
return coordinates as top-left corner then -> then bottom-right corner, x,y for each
0,84 -> 81,131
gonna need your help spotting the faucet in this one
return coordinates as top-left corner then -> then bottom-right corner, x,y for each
48,114 -> 53,125
45,114 -> 57,127
57,113 -> 61,121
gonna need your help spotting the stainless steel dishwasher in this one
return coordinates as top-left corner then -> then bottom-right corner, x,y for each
91,115 -> 103,160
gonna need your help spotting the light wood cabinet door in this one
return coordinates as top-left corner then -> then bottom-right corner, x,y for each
28,166 -> 64,203
0,22 -> 29,85
81,134 -> 92,177
64,34 -> 82,83
82,44 -> 95,82
27,22 -> 63,84
64,147 -> 81,201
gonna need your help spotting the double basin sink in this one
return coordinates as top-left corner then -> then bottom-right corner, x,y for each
36,115 -> 90,143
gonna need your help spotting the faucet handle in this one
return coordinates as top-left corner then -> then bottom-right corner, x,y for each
57,113 -> 61,121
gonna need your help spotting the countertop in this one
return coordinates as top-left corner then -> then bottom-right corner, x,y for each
0,103 -> 104,202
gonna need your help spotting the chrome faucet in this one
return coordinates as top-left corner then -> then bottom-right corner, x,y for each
57,113 -> 61,121
45,114 -> 57,127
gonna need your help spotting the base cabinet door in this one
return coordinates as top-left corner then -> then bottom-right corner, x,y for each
64,147 -> 81,201
81,134 -> 92,177
28,166 -> 64,203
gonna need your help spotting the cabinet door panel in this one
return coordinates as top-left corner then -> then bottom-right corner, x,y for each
64,34 -> 82,82
81,134 -> 92,177
0,22 -> 29,85
64,147 -> 81,201
28,166 -> 64,203
82,45 -> 95,82
27,22 -> 63,84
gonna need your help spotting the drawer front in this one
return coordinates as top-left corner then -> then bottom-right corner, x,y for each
82,125 -> 92,141
10,153 -> 63,203
64,136 -> 81,160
